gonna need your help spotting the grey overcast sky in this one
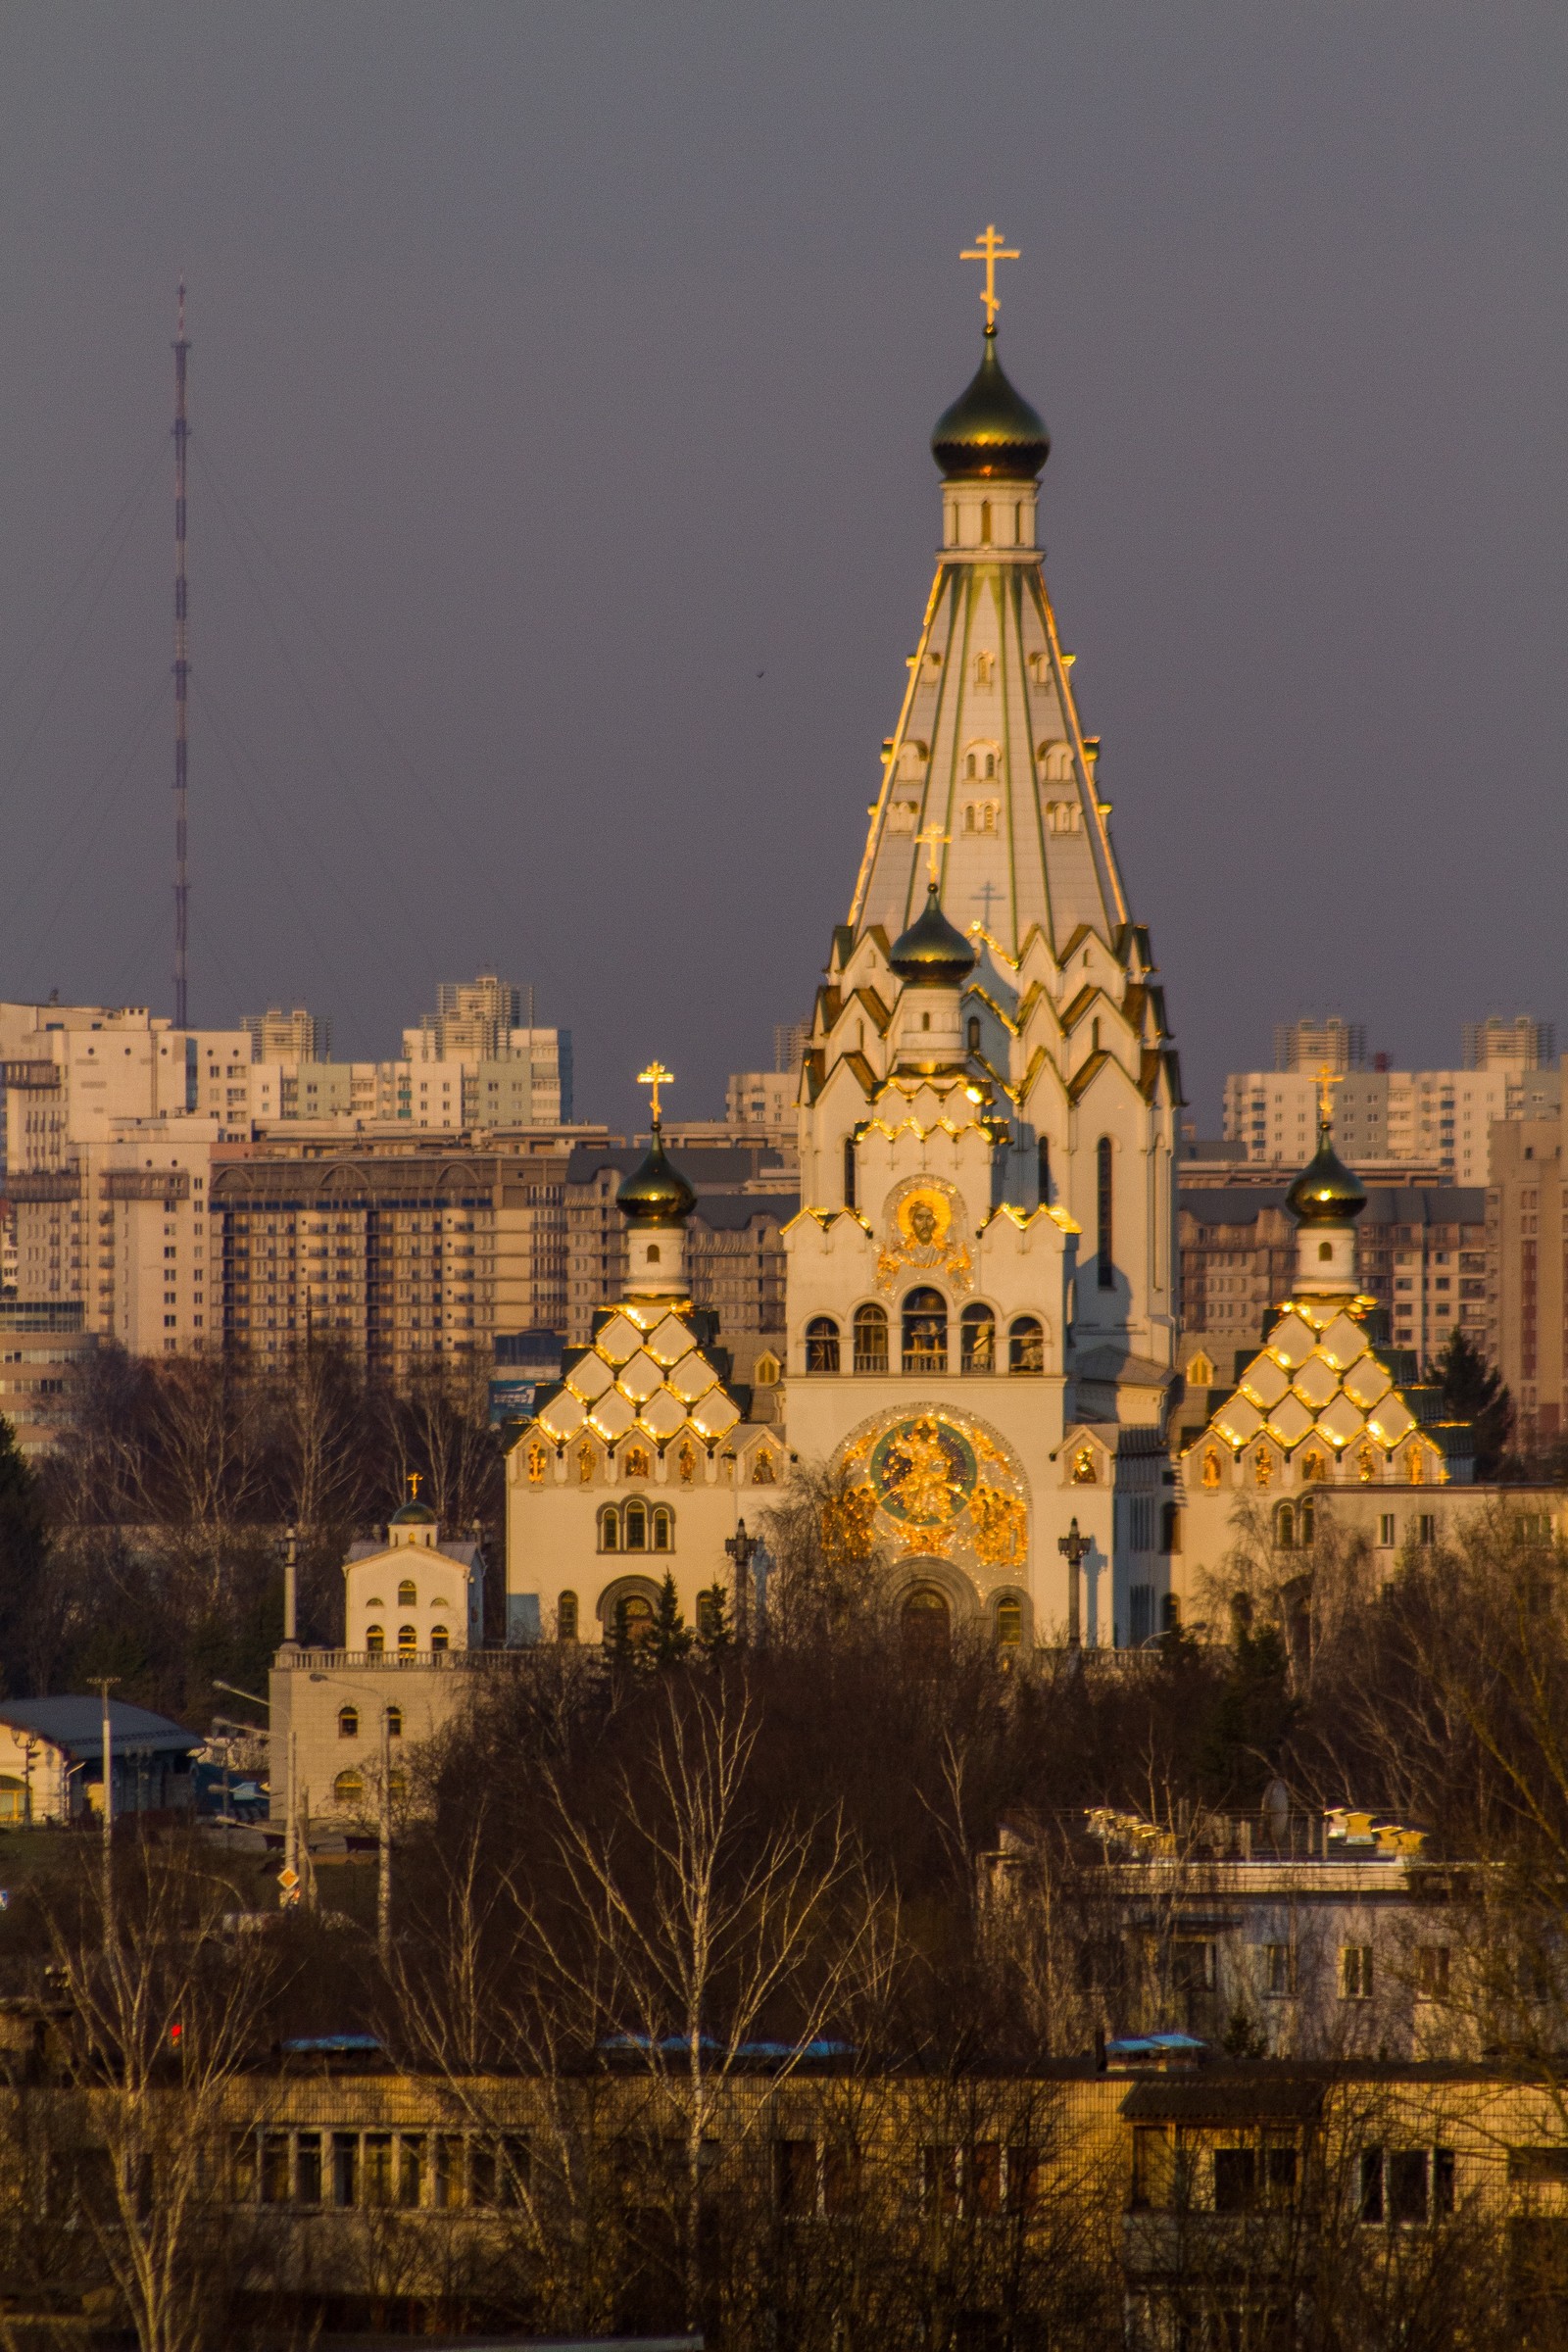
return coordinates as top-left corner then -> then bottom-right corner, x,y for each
0,4 -> 1564,1136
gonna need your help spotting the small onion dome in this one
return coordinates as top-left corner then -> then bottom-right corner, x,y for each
1287,1132 -> 1367,1226
390,1497 -> 437,1527
931,327 -> 1050,482
890,883 -> 978,987
617,1126 -> 697,1225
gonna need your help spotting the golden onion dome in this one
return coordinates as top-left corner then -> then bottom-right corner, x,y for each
616,1127 -> 697,1225
1286,1133 -> 1367,1226
931,327 -> 1050,482
889,883 -> 978,987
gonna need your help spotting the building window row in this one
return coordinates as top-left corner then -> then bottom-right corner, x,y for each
598,1501 -> 675,1553
365,1624 -> 450,1656
806,1298 -> 1043,1376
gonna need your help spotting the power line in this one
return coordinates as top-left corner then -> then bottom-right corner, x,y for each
0,441 -> 163,721
15,679 -> 171,994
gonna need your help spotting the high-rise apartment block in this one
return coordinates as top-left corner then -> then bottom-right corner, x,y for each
1489,1116 -> 1568,1448
240,1005 -> 330,1062
1225,1022 -> 1561,1184
1273,1016 -> 1366,1073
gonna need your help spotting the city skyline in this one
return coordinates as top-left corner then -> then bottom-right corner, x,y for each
0,9 -> 1563,1141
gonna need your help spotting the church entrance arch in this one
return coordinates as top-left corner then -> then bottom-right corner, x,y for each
901,1583 -> 951,1664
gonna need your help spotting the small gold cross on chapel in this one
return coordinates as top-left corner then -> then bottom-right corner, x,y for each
960,224 -> 1021,328
1315,1063 -> 1344,1130
638,1060 -> 674,1123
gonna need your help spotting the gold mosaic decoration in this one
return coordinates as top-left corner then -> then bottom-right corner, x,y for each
830,1405 -> 1028,1586
874,1177 -> 974,1295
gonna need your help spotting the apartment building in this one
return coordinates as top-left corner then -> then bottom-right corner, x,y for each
208,1144 -> 574,1376
0,1300 -> 98,1456
1490,1118 -> 1566,1448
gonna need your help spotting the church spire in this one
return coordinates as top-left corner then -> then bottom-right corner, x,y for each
849,236 -> 1129,963
1285,1070 -> 1367,1299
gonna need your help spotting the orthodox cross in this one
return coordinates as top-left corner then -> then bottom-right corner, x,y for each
972,877 -> 1003,928
914,823 -> 949,887
638,1060 -> 674,1124
960,224 -> 1021,329
408,1472 -> 421,1500
724,1517 -> 758,1648
1315,1063 -> 1344,1133
1057,1515 -> 1089,1651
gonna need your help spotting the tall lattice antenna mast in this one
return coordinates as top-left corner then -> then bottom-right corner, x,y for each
172,279 -> 191,1028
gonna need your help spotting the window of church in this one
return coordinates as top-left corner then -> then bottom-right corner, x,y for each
903,1288 -> 948,1374
333,1770 -> 365,1807
653,1506 -> 673,1550
974,651 -> 995,687
338,1707 -> 359,1740
995,1595 -> 1022,1647
385,1706 -> 403,1739
625,1500 -> 649,1550
967,1016 -> 982,1053
1274,1501 -> 1296,1550
854,1303 -> 889,1374
1008,1316 -> 1044,1374
430,1626 -> 449,1653
366,1625 -> 384,1655
599,1506 -> 619,1551
806,1317 -> 841,1374
398,1625 -> 417,1657
960,1303 -> 996,1372
1096,1139 -> 1114,1289
398,1580 -> 416,1607
558,1592 -> 578,1642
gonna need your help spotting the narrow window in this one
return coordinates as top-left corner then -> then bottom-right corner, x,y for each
558,1591 -> 579,1641
397,1624 -> 417,1657
653,1506 -> 673,1551
1274,1501 -> 1296,1550
806,1316 -> 841,1373
296,2133 -> 322,2207
337,1706 -> 359,1740
397,1579 -> 416,1606
902,1287 -> 948,1374
966,1015 -> 981,1053
385,1705 -> 403,1739
843,1137 -> 857,1209
853,1302 -> 889,1373
430,1625 -> 449,1653
624,1500 -> 648,1550
960,1302 -> 996,1371
1037,1134 -> 1051,1204
599,1506 -> 619,1552
995,1596 -> 1022,1646
1097,1136 -> 1114,1288
366,1625 -> 384,1655
979,500 -> 992,544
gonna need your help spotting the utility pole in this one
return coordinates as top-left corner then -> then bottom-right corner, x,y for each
281,1524 -> 299,1648
172,280 -> 191,1029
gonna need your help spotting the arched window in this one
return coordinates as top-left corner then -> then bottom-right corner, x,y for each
1187,1351 -> 1214,1389
1038,1135 -> 1051,1204
754,1353 -> 780,1387
333,1770 -> 365,1807
853,1303 -> 889,1374
338,1707 -> 359,1740
843,1138 -> 857,1209
388,1769 -> 409,1803
806,1316 -> 841,1373
979,501 -> 992,546
1161,1502 -> 1181,1554
647,1244 -> 661,1263
430,1626 -> 449,1654
1097,1136 -> 1114,1289
398,1579 -> 417,1607
1318,1240 -> 1332,1262
966,1015 -> 981,1053
652,1506 -> 673,1552
624,1499 -> 649,1550
995,1595 -> 1023,1647
903,1288 -> 948,1374
1300,1497 -> 1315,1546
397,1624 -> 417,1657
559,1591 -> 578,1642
960,1302 -> 996,1372
385,1706 -> 403,1739
366,1625 -> 385,1655
1008,1315 -> 1044,1374
618,1592 -> 656,1646
599,1505 -> 619,1552
1274,1501 -> 1296,1551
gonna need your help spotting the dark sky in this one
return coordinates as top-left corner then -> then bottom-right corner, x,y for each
1,5 -> 1563,1137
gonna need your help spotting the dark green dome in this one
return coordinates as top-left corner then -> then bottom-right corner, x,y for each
1287,1133 -> 1367,1226
889,883 -> 978,986
390,1497 -> 437,1526
931,328 -> 1050,482
617,1128 -> 697,1225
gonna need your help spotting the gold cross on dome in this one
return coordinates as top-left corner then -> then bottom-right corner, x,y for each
638,1060 -> 674,1123
1316,1063 -> 1344,1131
960,224 -> 1021,328
408,1472 -> 421,1500
914,823 -> 949,886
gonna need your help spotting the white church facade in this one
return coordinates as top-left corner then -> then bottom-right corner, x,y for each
506,261 -> 1185,1654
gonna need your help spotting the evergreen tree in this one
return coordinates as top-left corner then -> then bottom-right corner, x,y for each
1434,1327 -> 1514,1478
650,1571 -> 692,1670
696,1580 -> 732,1661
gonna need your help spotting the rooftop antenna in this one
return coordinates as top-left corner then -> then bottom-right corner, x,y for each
172,280 -> 191,1029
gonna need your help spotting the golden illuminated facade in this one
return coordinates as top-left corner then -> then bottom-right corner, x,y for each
787,242 -> 1182,1649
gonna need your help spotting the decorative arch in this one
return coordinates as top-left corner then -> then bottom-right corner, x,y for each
595,1573 -> 664,1631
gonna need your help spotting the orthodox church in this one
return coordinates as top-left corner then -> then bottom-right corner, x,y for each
506,239 -> 1184,1650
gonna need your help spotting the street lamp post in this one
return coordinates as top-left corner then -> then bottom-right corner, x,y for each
1057,1518 -> 1090,1653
